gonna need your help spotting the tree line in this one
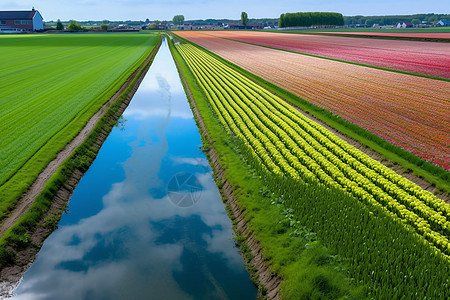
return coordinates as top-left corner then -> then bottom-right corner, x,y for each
279,12 -> 344,28
344,13 -> 450,26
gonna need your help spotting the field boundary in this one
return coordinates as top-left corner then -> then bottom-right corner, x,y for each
0,35 -> 162,291
172,33 -> 450,195
270,30 -> 450,43
212,35 -> 450,82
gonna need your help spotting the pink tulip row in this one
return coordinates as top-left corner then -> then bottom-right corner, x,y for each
201,31 -> 450,79
176,31 -> 450,170
319,31 -> 450,39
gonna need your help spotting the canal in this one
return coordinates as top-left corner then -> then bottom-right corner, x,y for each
12,37 -> 257,299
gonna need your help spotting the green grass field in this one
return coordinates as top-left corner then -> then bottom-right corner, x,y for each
0,33 -> 159,219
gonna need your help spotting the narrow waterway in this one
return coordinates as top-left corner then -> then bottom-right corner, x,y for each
12,37 -> 257,300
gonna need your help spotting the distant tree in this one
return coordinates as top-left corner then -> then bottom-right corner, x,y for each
145,18 -> 150,23
411,19 -> 420,25
365,19 -> 375,27
155,20 -> 161,25
173,15 -> 185,25
100,23 -> 108,31
67,20 -> 81,31
241,12 -> 248,26
56,19 -> 64,30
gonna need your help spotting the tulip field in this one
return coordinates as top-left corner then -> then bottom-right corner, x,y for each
174,39 -> 450,298
198,31 -> 450,79
175,42 -> 449,256
175,31 -> 450,170
318,31 -> 450,39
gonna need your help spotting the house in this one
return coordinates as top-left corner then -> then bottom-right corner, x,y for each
0,8 -> 43,32
436,20 -> 450,27
396,22 -> 413,28
226,23 -> 263,30
419,21 -> 433,28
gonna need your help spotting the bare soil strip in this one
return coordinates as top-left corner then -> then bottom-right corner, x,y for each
0,38 -> 162,293
172,47 -> 282,299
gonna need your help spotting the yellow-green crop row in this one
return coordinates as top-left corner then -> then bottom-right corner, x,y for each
175,42 -> 450,257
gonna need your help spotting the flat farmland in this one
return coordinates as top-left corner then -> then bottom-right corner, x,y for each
318,31 -> 450,39
176,31 -> 450,170
0,33 -> 158,217
200,31 -> 450,79
173,40 -> 450,298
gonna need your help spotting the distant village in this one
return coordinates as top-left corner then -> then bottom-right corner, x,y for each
0,9 -> 449,33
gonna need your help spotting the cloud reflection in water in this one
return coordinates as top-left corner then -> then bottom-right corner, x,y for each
13,40 -> 255,300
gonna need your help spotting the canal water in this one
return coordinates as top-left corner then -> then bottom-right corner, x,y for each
12,37 -> 257,299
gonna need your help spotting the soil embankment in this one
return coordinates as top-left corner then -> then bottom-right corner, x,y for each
0,36 -> 162,294
172,43 -> 282,299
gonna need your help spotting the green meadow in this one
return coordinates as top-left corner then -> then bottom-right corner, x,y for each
0,33 -> 159,219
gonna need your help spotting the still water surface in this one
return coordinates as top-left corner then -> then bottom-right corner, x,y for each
13,37 -> 257,300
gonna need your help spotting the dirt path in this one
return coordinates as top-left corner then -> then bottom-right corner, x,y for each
0,94 -> 116,237
0,41 -> 161,238
0,38 -> 162,294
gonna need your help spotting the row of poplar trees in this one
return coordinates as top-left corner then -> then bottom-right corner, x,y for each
279,12 -> 344,28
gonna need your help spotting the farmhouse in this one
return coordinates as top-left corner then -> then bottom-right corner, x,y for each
0,8 -> 43,32
396,22 -> 413,28
436,20 -> 450,27
226,23 -> 263,30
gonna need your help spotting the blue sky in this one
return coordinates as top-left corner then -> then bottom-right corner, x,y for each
1,0 -> 448,21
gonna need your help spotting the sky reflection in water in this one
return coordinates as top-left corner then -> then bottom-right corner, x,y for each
13,39 -> 256,300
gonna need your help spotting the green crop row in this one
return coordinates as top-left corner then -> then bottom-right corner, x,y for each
176,42 -> 449,257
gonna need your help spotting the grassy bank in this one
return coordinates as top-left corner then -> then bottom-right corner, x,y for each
0,35 -> 162,272
173,33 -> 450,194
